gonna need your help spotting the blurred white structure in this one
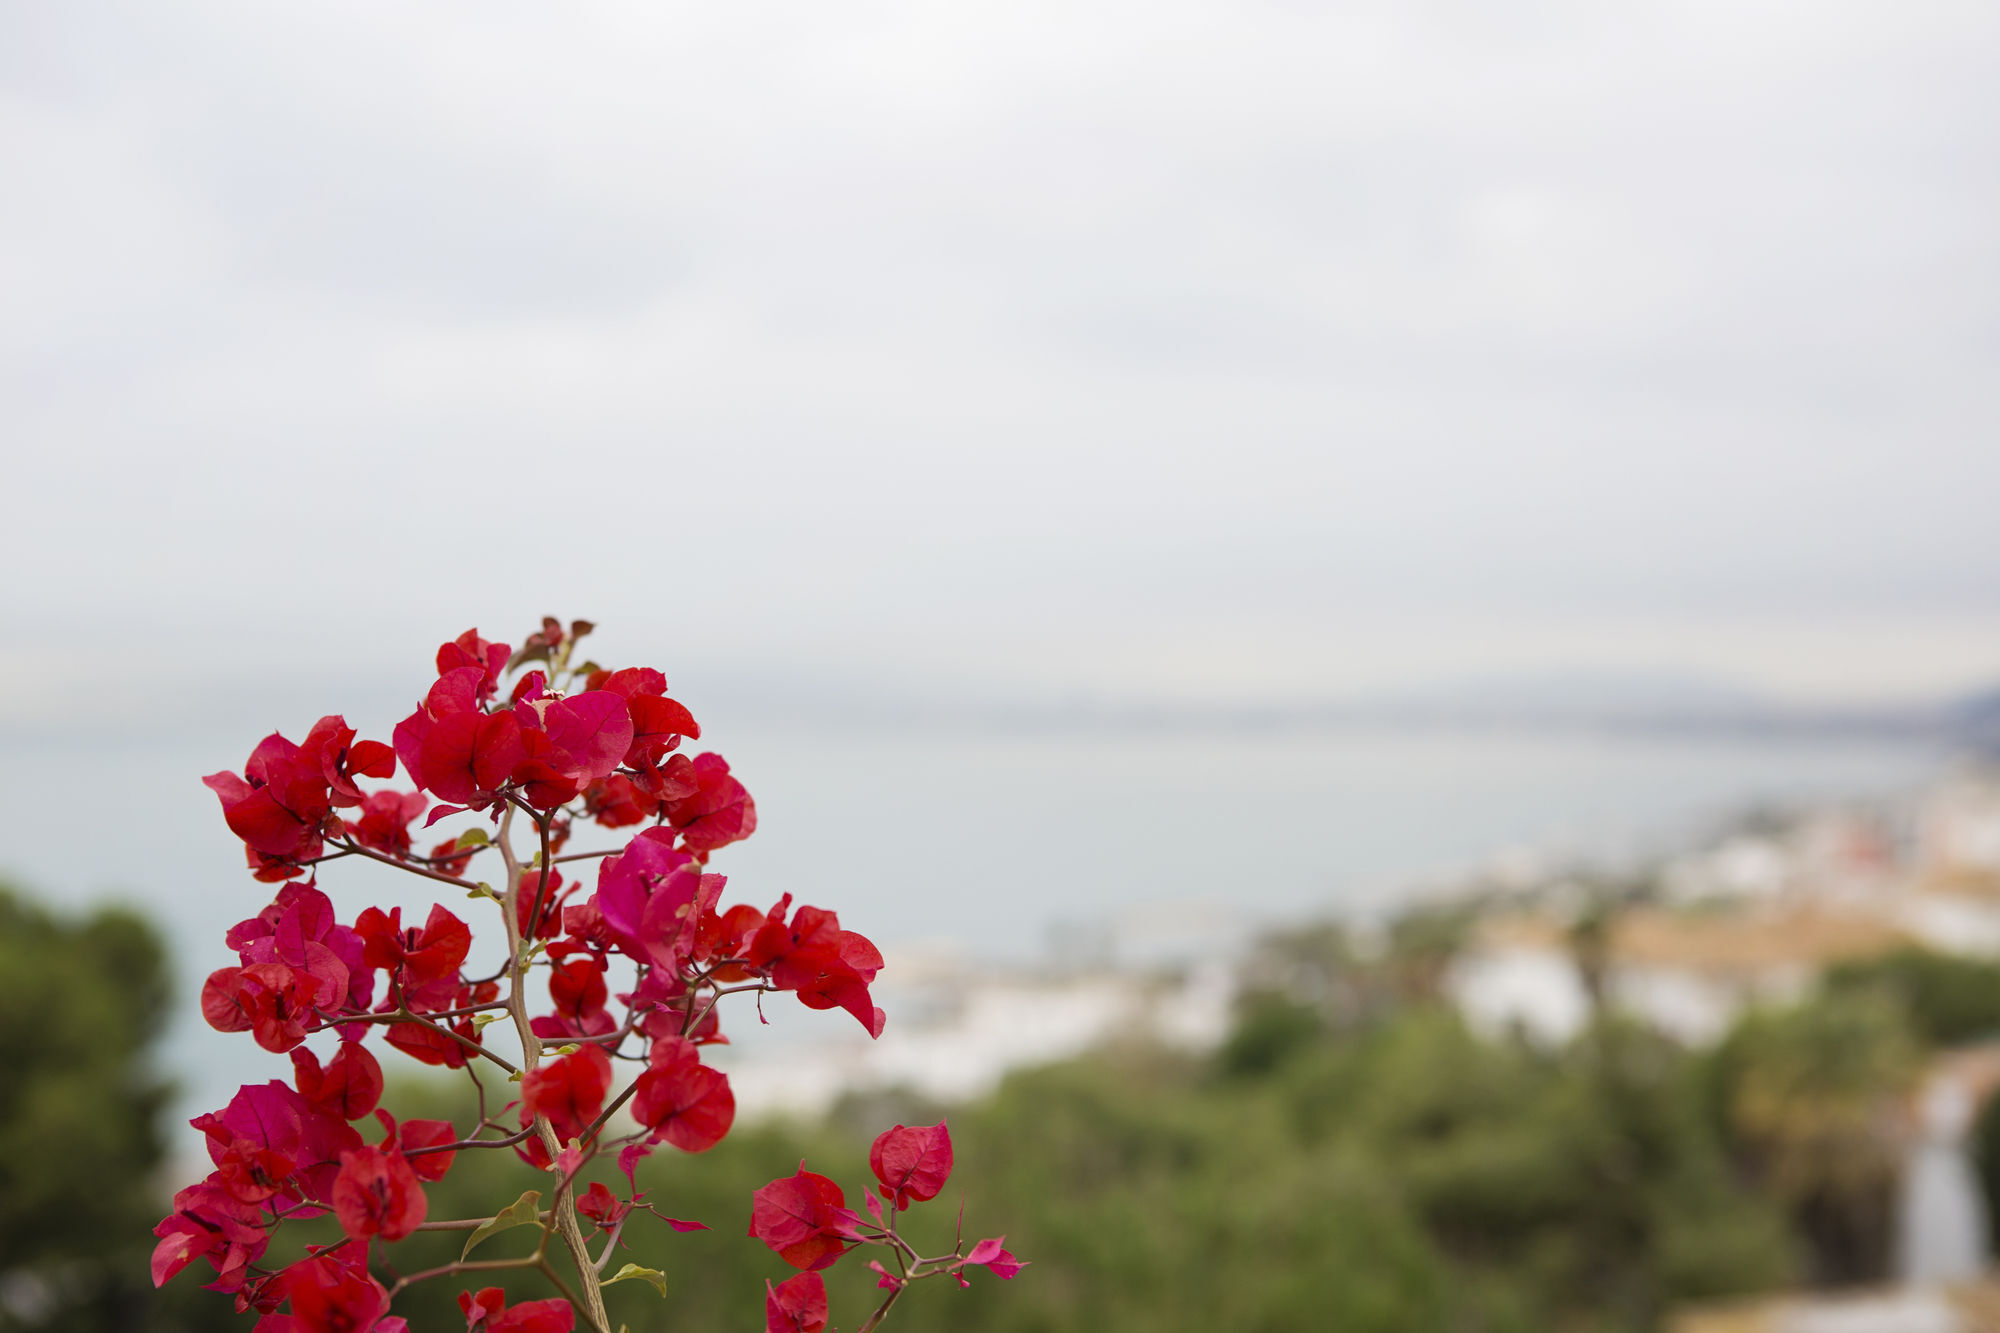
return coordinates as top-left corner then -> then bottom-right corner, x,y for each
1896,1072 -> 1989,1288
1448,908 -> 1905,1047
716,941 -> 1237,1120
1457,773 -> 2000,1048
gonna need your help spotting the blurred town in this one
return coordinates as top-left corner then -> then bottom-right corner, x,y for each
16,765 -> 2000,1330
701,766 -> 2000,1332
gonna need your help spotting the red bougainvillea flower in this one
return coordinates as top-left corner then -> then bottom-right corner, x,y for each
396,630 -> 641,813
206,716 -> 394,871
215,1136 -> 297,1205
381,1018 -> 468,1069
960,1236 -> 1027,1282
205,732 -> 335,862
330,1141 -> 427,1242
659,752 -> 756,853
459,1288 -> 506,1328
355,903 -> 470,1010
764,1271 -> 829,1333
256,1242 -> 406,1333
581,773 -> 657,828
245,844 -> 313,883
575,1181 -> 630,1232
458,1286 -> 575,1333
749,1167 -> 859,1272
395,668 -> 527,807
202,962 -> 324,1053
344,790 -> 427,857
625,972 -> 725,1045
226,884 -> 374,1019
428,835 -> 475,876
379,976 -> 495,1070
152,1179 -> 268,1291
869,1121 -> 953,1210
746,896 -> 887,1038
301,715 -> 397,808
190,1080 -> 364,1215
517,1045 -> 612,1168
632,1036 -> 735,1152
291,1041 -> 384,1122
531,956 -> 615,1041
516,867 -> 570,940
589,666 -> 699,766
435,629 -> 510,704
695,900 -> 769,978
510,689 -> 633,808
590,829 -> 722,973
397,1117 -> 459,1182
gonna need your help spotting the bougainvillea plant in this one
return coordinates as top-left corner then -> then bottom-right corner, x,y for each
153,620 -> 1021,1332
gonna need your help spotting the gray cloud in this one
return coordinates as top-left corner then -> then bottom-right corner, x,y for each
3,0 -> 1998,712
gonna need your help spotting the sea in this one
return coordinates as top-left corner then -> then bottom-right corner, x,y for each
0,718 -> 1961,1153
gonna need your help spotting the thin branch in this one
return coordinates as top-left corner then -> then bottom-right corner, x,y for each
550,848 -> 620,865
687,980 -> 769,1037
590,1216 -> 629,1273
410,1210 -> 551,1233
403,1123 -> 539,1158
523,810 -> 556,942
335,835 -> 488,891
855,1280 -> 909,1333
394,1008 -> 519,1075
387,1254 -> 540,1298
578,1074 -> 643,1146
466,1058 -> 492,1131
295,849 -> 359,868
313,1000 -> 509,1029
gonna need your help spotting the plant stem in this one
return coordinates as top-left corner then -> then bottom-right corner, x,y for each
856,1280 -> 908,1333
537,1258 -> 605,1332
498,802 -> 613,1333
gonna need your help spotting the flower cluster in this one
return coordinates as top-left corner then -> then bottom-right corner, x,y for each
751,1121 -> 1024,1333
153,621 -> 1017,1333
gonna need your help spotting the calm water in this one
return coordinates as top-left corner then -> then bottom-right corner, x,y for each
0,721 -> 1954,1145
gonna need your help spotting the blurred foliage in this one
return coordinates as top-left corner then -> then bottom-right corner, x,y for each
1704,989 -> 1917,1286
1823,947 -> 2000,1046
0,880 -> 218,1332
12,885 -> 1994,1332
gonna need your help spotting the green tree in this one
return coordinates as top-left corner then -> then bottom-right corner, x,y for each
1824,947 -> 2000,1047
0,881 -> 193,1331
1706,990 -> 1919,1285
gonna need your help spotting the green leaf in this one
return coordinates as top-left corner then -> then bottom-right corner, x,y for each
464,883 -> 500,902
602,1264 -> 669,1298
471,1012 -> 502,1032
461,1190 -> 544,1261
455,828 -> 491,850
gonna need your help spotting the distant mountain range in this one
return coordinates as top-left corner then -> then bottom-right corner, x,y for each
906,672 -> 2000,751
8,667 -> 2000,754
1944,688 -> 2000,754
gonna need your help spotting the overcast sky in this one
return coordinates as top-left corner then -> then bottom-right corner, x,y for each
5,0 -> 1999,726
